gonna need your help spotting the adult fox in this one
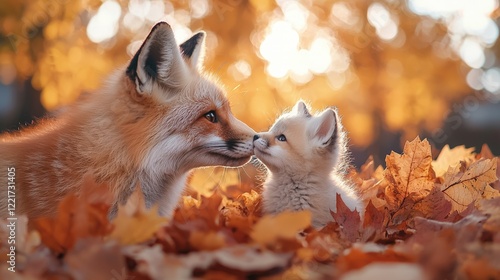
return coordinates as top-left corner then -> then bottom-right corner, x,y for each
0,22 -> 255,218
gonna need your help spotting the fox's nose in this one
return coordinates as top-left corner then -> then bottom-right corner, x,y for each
253,134 -> 260,141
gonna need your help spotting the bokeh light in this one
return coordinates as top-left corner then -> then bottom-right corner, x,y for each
0,0 -> 499,161
87,0 -> 122,43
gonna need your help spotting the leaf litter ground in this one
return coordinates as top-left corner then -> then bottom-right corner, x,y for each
1,137 -> 499,279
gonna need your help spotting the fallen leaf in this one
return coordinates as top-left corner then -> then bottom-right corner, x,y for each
361,200 -> 388,242
412,186 -> 452,221
440,158 -> 499,212
478,144 -> 500,190
32,176 -> 113,253
109,187 -> 168,245
432,145 -> 475,178
384,137 -> 434,222
251,211 -> 311,246
189,231 -> 227,251
337,245 -> 415,274
331,194 -> 362,243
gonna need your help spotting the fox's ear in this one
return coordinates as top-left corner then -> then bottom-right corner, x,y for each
126,22 -> 189,94
292,100 -> 311,117
308,108 -> 337,146
180,31 -> 206,70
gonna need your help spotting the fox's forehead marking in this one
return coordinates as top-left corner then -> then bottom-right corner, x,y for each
191,79 -> 227,109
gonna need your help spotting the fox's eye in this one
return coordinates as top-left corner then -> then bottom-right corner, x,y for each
277,134 -> 287,142
204,111 -> 218,123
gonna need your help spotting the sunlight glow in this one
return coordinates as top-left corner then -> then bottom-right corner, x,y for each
258,1 -> 351,84
482,67 -> 500,94
330,2 -> 360,28
466,69 -> 484,90
367,3 -> 398,41
259,21 -> 299,79
228,60 -> 252,81
460,38 -> 485,69
87,1 -> 122,43
410,0 -> 498,88
190,0 -> 209,19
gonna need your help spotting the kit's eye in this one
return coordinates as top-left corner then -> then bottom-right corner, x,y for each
204,111 -> 218,123
277,134 -> 287,142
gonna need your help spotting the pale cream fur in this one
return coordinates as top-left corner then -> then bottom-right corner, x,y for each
254,101 -> 363,228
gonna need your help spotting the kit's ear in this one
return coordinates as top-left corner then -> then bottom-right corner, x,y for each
292,100 -> 311,117
308,108 -> 337,147
180,31 -> 206,70
126,22 -> 189,94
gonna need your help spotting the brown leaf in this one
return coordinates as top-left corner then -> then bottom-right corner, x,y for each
361,200 -> 388,242
412,215 -> 487,246
432,145 -> 475,178
331,194 -> 362,242
478,144 -> 500,190
384,137 -> 434,221
412,186 -> 452,221
440,158 -> 499,212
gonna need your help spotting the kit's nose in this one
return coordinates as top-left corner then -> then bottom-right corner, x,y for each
253,135 -> 260,141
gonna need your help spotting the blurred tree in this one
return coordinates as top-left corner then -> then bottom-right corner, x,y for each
0,0 -> 499,165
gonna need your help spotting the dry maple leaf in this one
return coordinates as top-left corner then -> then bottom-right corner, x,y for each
412,186 -> 452,221
432,145 -> 476,178
109,186 -> 168,245
478,144 -> 500,191
440,158 -> 499,212
383,137 -> 434,221
361,200 -> 388,242
331,194 -> 362,243
250,211 -> 311,246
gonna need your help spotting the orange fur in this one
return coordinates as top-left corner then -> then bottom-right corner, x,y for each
0,22 -> 255,218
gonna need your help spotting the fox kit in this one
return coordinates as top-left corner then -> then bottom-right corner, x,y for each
0,22 -> 255,218
253,101 -> 362,228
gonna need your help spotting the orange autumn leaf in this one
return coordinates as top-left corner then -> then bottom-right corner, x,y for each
432,145 -> 476,178
109,187 -> 168,245
440,158 -> 499,212
32,177 -> 112,254
383,137 -> 434,219
189,230 -> 227,251
412,186 -> 452,221
250,211 -> 311,246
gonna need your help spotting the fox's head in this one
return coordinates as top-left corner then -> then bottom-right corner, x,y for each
253,100 -> 349,175
116,22 -> 255,173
